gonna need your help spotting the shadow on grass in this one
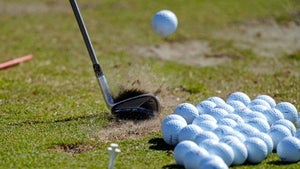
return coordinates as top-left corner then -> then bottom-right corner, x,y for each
267,160 -> 299,166
148,137 -> 174,151
161,164 -> 184,169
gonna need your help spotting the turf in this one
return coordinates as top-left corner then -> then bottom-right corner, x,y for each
0,0 -> 300,168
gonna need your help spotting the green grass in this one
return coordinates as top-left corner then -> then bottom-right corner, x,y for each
1,0 -> 300,168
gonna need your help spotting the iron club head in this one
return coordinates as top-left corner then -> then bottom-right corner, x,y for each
112,90 -> 160,120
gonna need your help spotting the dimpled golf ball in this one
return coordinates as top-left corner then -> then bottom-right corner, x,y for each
226,91 -> 251,106
173,103 -> 199,124
174,140 -> 200,165
262,108 -> 284,125
152,10 -> 178,37
219,135 -> 248,166
275,102 -> 298,123
207,108 -> 228,121
213,125 -> 235,139
223,113 -> 244,124
226,100 -> 246,110
255,94 -> 276,108
268,125 -> 292,150
194,130 -> 219,144
209,142 -> 234,166
215,103 -> 235,114
251,132 -> 274,155
207,96 -> 226,106
178,124 -> 203,142
273,119 -> 296,136
248,99 -> 271,109
193,114 -> 217,124
161,114 -> 186,126
277,136 -> 300,163
246,117 -> 270,133
196,100 -> 216,114
199,155 -> 229,169
161,119 -> 187,145
244,137 -> 268,164
193,119 -> 218,131
183,146 -> 209,169
217,118 -> 237,128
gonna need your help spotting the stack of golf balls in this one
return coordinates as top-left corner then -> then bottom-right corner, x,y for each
161,91 -> 300,168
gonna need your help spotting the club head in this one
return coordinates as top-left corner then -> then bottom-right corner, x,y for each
111,94 -> 160,120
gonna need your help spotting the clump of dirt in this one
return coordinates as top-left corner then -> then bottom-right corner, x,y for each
52,143 -> 94,155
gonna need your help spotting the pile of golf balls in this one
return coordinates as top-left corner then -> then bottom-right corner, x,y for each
161,91 -> 300,168
152,9 -> 178,37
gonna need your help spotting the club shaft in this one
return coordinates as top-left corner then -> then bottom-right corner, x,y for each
69,0 -> 114,107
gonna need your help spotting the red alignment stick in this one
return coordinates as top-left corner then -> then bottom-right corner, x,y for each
0,54 -> 33,70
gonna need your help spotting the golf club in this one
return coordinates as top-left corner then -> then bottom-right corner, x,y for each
69,0 -> 160,120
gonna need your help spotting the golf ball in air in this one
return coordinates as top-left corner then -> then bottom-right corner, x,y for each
152,10 -> 178,37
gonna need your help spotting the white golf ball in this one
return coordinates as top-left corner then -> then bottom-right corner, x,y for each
199,138 -> 219,151
273,119 -> 296,136
268,125 -> 292,150
213,125 -> 235,139
174,140 -> 200,165
249,104 -> 268,113
161,119 -> 187,145
234,123 -> 259,138
251,132 -> 274,155
223,113 -> 244,124
219,135 -> 248,166
207,96 -> 226,106
193,119 -> 218,131
244,111 -> 267,122
209,142 -> 234,166
217,118 -> 237,128
196,100 -> 216,114
275,102 -> 298,123
183,146 -> 209,169
194,130 -> 219,144
216,103 -> 235,114
248,99 -> 271,109
199,154 -> 229,169
226,91 -> 251,106
262,108 -> 284,125
255,94 -> 276,108
161,114 -> 186,126
277,136 -> 300,163
244,137 -> 268,164
226,100 -> 246,110
178,124 -> 203,142
192,114 -> 217,124
152,10 -> 178,37
246,117 -> 270,133
173,102 -> 199,124
207,108 -> 228,121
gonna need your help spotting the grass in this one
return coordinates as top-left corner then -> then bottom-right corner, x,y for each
0,0 -> 300,168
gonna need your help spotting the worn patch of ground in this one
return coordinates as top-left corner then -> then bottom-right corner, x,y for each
215,19 -> 300,58
128,40 -> 232,67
